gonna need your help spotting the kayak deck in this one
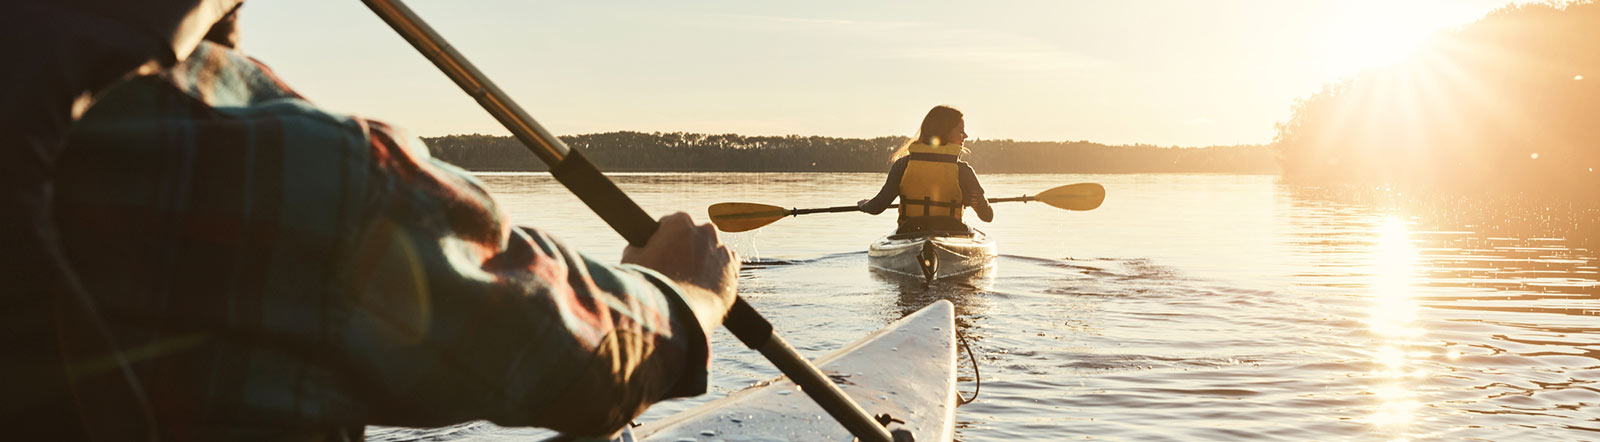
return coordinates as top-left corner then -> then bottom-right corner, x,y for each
636,300 -> 957,441
868,230 -> 997,281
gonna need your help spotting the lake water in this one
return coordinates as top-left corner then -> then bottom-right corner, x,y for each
369,173 -> 1599,441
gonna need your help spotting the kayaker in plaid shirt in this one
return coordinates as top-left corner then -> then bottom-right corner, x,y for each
2,2 -> 737,440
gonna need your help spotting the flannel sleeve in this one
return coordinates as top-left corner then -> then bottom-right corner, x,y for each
340,121 -> 711,435
52,40 -> 708,438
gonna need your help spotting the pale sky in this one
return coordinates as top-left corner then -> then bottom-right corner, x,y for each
237,0 -> 1528,146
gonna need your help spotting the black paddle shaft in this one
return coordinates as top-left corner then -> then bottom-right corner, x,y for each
790,205 -> 866,215
360,1 -> 895,441
984,195 -> 1035,203
789,194 -> 1038,216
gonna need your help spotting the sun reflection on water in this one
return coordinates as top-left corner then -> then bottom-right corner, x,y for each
1364,217 -> 1426,437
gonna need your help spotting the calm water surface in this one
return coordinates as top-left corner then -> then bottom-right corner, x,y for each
371,173 -> 1599,441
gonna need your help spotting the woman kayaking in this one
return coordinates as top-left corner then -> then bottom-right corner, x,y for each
858,105 -> 994,234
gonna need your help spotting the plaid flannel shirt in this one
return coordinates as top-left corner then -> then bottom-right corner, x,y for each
50,41 -> 708,440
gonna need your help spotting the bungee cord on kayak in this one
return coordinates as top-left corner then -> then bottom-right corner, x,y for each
957,330 -> 982,406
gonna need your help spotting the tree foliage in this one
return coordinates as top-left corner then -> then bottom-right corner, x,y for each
423,132 -> 1275,174
1274,1 -> 1600,193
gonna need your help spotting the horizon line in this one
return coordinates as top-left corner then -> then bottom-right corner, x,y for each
420,130 -> 1273,149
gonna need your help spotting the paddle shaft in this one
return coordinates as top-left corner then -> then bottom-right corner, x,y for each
790,194 -> 1042,215
359,2 -> 893,441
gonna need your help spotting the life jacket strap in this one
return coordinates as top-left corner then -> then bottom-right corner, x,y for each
901,199 -> 963,209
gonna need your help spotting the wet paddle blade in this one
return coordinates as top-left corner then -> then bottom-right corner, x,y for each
708,202 -> 793,232
1035,183 -> 1106,211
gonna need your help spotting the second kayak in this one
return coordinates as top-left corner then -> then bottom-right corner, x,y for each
635,300 -> 958,441
867,229 -> 997,281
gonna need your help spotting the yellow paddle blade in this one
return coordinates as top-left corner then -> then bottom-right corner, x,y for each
1034,183 -> 1106,211
708,202 -> 794,232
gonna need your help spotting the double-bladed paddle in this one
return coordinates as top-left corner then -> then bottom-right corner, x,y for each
360,1 -> 900,441
709,182 -> 1106,232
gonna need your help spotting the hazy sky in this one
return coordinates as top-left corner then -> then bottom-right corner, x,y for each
237,0 -> 1529,146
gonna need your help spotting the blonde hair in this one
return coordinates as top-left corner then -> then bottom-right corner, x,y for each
890,105 -> 968,161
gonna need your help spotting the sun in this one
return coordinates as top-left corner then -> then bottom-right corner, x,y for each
1313,1 -> 1480,78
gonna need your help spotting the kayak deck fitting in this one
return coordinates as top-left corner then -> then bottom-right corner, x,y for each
636,300 -> 957,441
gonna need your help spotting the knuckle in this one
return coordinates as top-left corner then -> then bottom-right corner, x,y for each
660,220 -> 691,235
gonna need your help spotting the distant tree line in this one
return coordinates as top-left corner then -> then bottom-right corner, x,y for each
422,132 -> 1276,174
1275,1 -> 1600,193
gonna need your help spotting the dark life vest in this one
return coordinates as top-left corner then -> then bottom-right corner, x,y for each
897,142 -> 964,222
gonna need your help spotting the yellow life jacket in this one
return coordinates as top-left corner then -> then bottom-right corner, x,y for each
897,142 -> 964,221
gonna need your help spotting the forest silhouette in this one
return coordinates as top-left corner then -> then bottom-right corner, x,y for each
1275,1 -> 1599,194
424,132 -> 1275,174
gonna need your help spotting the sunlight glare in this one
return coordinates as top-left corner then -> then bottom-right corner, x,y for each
1364,217 -> 1425,434
1315,1 -> 1477,77
1374,345 -> 1406,368
1368,217 -> 1419,337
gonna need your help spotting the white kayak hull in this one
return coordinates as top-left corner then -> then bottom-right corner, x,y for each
867,230 -> 997,281
636,300 -> 958,442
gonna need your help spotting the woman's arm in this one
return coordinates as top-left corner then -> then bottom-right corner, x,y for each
858,157 -> 909,215
959,162 -> 994,222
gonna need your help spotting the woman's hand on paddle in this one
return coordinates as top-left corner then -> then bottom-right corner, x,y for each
622,212 -> 738,336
